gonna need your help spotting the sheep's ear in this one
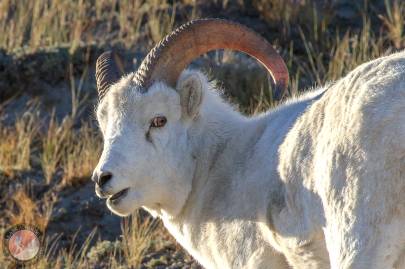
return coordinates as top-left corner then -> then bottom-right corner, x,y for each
176,72 -> 203,120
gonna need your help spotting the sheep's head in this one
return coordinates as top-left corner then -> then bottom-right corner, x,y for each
92,19 -> 289,217
94,70 -> 205,217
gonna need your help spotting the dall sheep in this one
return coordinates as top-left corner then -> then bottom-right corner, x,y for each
92,19 -> 405,269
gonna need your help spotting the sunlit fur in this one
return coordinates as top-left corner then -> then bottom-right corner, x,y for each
94,51 -> 405,269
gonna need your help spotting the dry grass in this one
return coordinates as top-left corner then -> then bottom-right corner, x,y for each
0,111 -> 38,177
296,16 -> 386,86
2,213 -> 162,268
41,115 -> 74,184
7,186 -> 56,232
0,0 -> 195,52
252,0 -> 306,25
326,19 -> 386,82
56,229 -> 97,269
147,0 -> 177,44
379,0 -> 405,49
27,229 -> 97,269
121,212 -> 159,267
41,116 -> 101,186
0,0 -> 89,52
61,123 -> 102,186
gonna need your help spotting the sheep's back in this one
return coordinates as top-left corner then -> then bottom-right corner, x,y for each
278,50 -> 405,232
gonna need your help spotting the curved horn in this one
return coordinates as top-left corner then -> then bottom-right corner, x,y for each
96,51 -> 121,100
134,18 -> 289,99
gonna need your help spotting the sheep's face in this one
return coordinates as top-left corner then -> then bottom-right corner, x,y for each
93,71 -> 204,217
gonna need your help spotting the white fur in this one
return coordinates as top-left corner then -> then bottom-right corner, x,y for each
94,50 -> 405,268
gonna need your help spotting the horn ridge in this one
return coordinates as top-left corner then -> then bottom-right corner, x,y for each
96,50 -> 121,100
133,20 -> 199,91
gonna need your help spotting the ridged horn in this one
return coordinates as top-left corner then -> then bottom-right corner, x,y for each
134,18 -> 289,99
96,51 -> 121,100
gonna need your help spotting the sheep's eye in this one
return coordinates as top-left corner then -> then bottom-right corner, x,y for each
150,116 -> 167,128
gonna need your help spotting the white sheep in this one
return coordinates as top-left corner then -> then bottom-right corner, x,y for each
92,19 -> 405,269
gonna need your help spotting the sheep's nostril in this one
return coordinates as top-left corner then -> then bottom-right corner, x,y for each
98,171 -> 113,187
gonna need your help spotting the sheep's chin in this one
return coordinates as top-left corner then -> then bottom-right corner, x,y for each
106,189 -> 141,216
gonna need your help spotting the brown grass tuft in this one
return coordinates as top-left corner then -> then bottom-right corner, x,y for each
378,0 -> 405,49
121,212 -> 159,267
41,115 -> 73,184
7,186 -> 56,232
0,112 -> 38,177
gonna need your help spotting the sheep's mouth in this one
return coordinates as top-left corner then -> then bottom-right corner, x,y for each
108,188 -> 130,203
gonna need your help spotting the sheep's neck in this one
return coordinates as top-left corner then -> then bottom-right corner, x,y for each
160,103 -> 286,267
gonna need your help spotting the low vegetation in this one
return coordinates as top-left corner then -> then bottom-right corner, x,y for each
0,111 -> 38,177
0,0 -> 403,268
